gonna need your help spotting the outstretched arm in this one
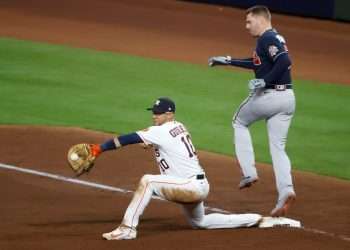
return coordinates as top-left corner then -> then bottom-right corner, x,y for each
228,58 -> 255,69
208,56 -> 255,69
67,133 -> 144,176
98,133 -> 144,153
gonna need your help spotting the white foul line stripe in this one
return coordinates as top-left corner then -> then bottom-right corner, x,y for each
0,162 -> 215,205
0,162 -> 133,194
0,162 -> 349,242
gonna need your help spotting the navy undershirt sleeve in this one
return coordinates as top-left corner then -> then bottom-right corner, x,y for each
263,53 -> 291,85
118,133 -> 143,146
100,133 -> 143,152
100,139 -> 117,151
228,58 -> 255,69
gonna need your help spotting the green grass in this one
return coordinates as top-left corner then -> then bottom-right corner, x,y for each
1,38 -> 349,180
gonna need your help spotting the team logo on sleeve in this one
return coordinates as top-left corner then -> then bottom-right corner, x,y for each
276,34 -> 286,43
268,45 -> 279,57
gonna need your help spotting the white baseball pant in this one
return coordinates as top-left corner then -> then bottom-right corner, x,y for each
121,174 -> 261,229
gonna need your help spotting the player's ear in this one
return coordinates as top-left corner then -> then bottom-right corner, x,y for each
166,112 -> 174,120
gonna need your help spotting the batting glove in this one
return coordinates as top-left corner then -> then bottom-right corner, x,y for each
90,144 -> 102,157
208,56 -> 231,67
248,79 -> 266,91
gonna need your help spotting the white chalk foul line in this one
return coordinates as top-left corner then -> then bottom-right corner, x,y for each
1,162 -> 349,242
0,162 -> 213,206
0,162 -> 134,194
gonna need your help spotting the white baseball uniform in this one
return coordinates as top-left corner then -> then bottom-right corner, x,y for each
120,120 -> 261,229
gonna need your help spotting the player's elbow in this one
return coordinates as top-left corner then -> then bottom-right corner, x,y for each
276,53 -> 291,68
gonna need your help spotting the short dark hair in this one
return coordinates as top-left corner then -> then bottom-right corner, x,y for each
246,5 -> 271,21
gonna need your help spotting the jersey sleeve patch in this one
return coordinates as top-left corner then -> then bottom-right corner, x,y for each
268,45 -> 279,57
262,33 -> 288,61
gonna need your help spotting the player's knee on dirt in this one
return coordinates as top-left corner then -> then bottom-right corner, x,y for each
188,219 -> 205,229
187,217 -> 207,229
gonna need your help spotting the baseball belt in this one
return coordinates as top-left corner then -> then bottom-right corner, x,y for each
265,84 -> 292,91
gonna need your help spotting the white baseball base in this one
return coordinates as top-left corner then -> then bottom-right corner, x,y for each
259,216 -> 302,228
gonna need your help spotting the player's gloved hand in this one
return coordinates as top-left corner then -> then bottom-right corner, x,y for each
248,79 -> 266,91
67,143 -> 102,177
208,56 -> 231,67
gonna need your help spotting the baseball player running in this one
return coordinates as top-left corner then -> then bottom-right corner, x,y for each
67,97 -> 296,240
208,5 -> 296,217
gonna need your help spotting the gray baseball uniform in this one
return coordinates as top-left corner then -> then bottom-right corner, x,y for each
208,27 -> 296,216
232,28 -> 296,204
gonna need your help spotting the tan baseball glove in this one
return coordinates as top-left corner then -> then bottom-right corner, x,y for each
67,143 -> 101,176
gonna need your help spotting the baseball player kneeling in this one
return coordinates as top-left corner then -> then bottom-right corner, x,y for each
67,97 -> 293,240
